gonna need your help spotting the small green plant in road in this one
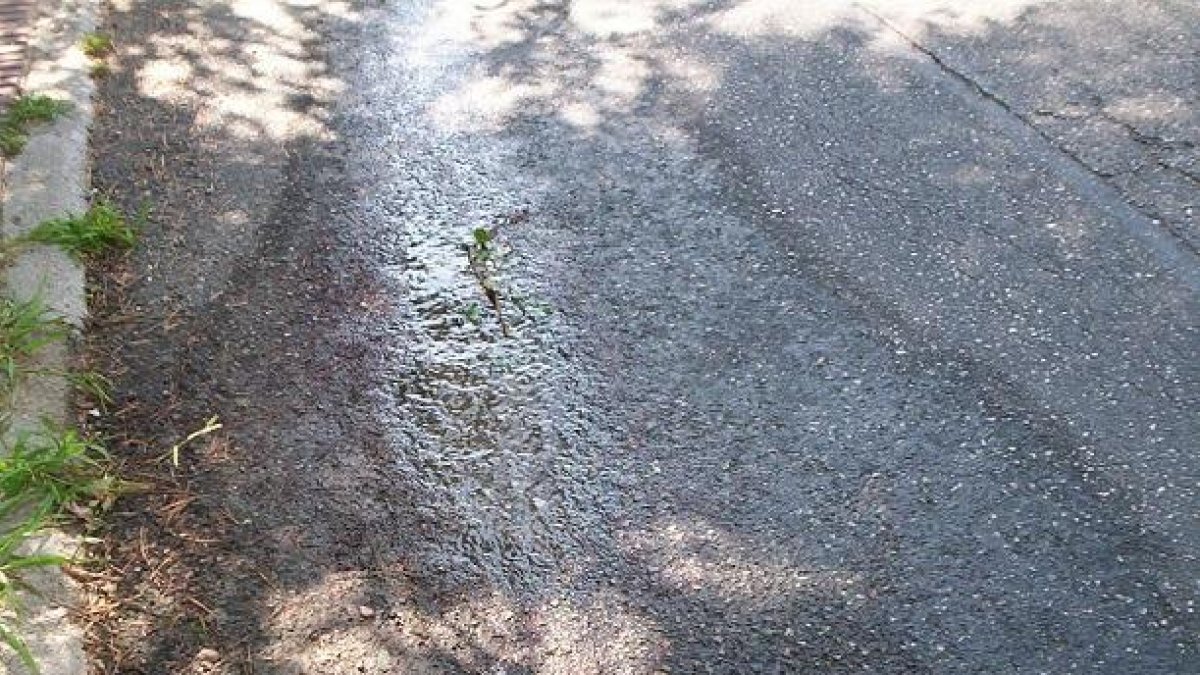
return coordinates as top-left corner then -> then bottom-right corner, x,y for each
472,226 -> 493,251
510,293 -> 553,320
25,201 -> 137,258
0,95 -> 70,158
463,211 -> 552,336
80,33 -> 114,58
466,226 -> 509,336
461,302 -> 483,325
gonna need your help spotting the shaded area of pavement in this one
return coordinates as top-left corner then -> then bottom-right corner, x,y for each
86,0 -> 1196,673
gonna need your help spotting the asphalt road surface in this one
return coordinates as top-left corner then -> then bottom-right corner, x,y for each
91,1 -> 1198,673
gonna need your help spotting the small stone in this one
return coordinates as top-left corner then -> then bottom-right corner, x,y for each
358,605 -> 376,618
197,648 -> 220,662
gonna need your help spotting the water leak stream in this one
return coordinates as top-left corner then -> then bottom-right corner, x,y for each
339,0 -> 616,592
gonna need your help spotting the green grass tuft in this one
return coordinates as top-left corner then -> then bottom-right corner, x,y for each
0,428 -> 115,524
0,95 -> 71,158
81,33 -> 114,59
0,426 -> 116,673
25,202 -> 137,258
0,296 -> 69,398
0,512 -> 61,673
3,96 -> 70,126
0,126 -> 26,158
0,194 -> 126,668
89,62 -> 112,79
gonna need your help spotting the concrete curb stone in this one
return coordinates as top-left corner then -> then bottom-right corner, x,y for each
0,0 -> 100,672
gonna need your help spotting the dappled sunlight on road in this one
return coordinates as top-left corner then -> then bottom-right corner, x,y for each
428,73 -> 556,133
706,0 -> 1046,40
855,0 -> 1045,35
423,0 -> 720,135
263,570 -> 669,672
569,0 -> 704,37
90,0 -> 376,313
117,0 -> 349,143
621,516 -> 865,609
259,510 -> 875,671
375,1 -> 1198,669
83,0 -> 1199,670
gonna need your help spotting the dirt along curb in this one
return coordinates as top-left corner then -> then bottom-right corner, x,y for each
0,0 -> 100,672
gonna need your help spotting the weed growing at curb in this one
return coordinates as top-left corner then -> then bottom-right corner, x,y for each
80,33 -> 114,59
25,202 -> 137,258
0,428 -> 115,525
0,294 -> 117,671
69,371 -> 112,411
0,198 -> 137,668
0,514 -> 64,670
0,297 -> 70,402
0,95 -> 71,158
0,426 -> 117,672
83,33 -> 115,81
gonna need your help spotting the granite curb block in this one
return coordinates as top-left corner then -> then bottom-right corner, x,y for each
0,0 -> 99,672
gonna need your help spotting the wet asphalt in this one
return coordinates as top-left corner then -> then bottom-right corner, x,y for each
91,0 -> 1198,673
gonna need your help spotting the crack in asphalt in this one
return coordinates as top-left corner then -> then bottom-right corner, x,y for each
857,3 -> 1200,259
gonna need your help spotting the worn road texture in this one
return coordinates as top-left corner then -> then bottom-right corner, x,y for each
86,0 -> 1197,673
